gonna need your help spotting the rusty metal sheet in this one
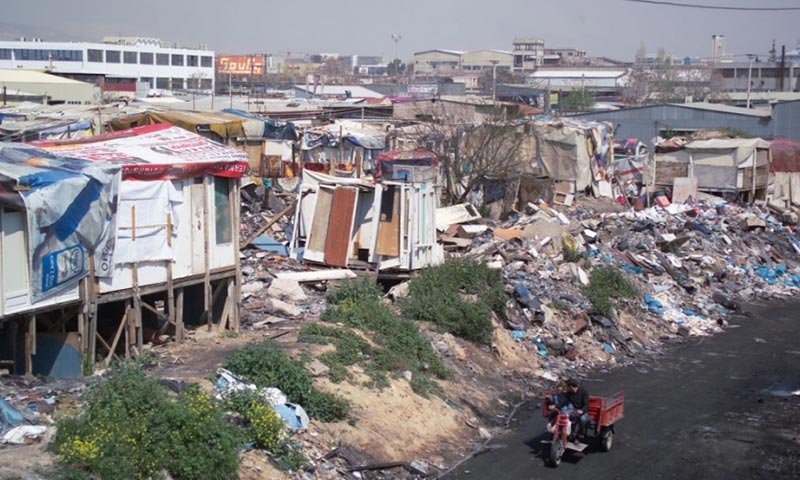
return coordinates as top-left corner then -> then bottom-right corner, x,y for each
324,187 -> 357,267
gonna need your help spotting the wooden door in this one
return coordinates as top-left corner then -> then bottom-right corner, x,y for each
323,187 -> 357,267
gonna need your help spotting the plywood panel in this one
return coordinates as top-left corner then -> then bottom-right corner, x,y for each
324,187 -> 357,267
308,188 -> 333,253
375,186 -> 400,257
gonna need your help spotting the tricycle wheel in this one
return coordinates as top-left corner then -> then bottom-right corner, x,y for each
549,438 -> 564,467
599,427 -> 614,452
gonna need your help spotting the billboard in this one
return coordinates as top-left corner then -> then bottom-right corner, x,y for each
408,84 -> 439,96
217,55 -> 265,75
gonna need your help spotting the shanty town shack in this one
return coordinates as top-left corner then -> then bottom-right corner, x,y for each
0,123 -> 248,376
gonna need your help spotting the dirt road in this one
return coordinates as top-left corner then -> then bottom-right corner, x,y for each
444,301 -> 800,480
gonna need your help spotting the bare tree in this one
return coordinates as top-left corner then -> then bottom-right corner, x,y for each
407,103 -> 529,203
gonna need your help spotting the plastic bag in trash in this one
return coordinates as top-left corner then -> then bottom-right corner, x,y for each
272,403 -> 310,431
0,399 -> 25,436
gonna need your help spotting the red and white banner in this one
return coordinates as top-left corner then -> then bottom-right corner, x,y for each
36,124 -> 249,180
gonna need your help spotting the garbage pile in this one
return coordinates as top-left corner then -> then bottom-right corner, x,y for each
0,377 -> 83,446
442,195 -> 800,378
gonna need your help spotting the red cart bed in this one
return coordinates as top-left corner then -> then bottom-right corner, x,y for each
588,390 -> 624,430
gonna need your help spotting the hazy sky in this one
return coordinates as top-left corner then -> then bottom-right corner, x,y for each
3,0 -> 799,61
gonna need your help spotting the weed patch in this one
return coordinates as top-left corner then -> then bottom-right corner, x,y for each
401,259 -> 506,344
310,279 -> 448,397
223,341 -> 349,422
53,363 -> 241,480
583,266 -> 638,316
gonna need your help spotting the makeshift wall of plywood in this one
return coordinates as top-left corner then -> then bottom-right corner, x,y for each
306,186 -> 333,261
375,185 -> 400,257
324,187 -> 357,267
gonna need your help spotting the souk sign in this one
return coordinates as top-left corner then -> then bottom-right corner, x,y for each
217,55 -> 265,75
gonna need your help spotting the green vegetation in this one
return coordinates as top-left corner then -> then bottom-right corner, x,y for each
583,266 -> 639,317
401,259 -> 506,345
307,279 -> 448,397
298,323 -> 371,383
223,341 -> 349,422
562,237 -> 585,263
560,90 -> 595,113
53,363 -> 241,480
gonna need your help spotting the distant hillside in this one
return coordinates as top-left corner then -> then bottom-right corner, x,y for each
0,21 -> 88,42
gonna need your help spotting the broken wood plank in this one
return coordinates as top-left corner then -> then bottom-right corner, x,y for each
274,269 -> 357,283
239,202 -> 295,249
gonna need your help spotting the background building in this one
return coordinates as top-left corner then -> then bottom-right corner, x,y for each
0,37 -> 215,96
460,50 -> 513,72
512,38 -> 545,72
0,68 -> 97,104
413,49 -> 463,75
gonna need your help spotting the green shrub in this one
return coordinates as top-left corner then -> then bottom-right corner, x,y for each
243,398 -> 285,451
562,238 -> 585,263
221,390 -> 308,472
313,279 -> 448,397
223,341 -> 349,422
401,259 -> 506,344
583,266 -> 638,317
53,363 -> 240,480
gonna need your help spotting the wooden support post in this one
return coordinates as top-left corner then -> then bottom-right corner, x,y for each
77,277 -> 87,359
219,279 -> 233,332
88,257 -> 98,367
126,302 -> 137,358
9,320 -> 18,375
230,179 -> 242,332
131,205 -> 143,353
176,288 -> 184,342
751,151 -> 757,204
203,176 -> 212,332
24,315 -> 35,376
166,212 -> 176,341
105,308 -> 128,367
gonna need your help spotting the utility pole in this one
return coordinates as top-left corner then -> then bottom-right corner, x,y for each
229,72 -> 233,109
391,34 -> 402,78
490,60 -> 499,102
780,45 -> 786,92
746,54 -> 755,109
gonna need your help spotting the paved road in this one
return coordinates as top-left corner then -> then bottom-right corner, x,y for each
444,301 -> 800,480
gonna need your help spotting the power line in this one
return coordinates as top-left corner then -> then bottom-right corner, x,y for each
623,0 -> 800,11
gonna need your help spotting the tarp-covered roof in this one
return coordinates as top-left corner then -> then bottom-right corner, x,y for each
685,138 -> 771,151
108,110 -> 245,140
221,108 -> 298,140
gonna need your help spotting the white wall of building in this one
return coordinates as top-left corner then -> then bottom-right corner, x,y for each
0,40 -> 215,92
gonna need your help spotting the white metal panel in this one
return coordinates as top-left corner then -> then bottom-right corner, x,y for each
172,180 -> 194,279
211,177 -> 235,270
190,180 -> 206,275
2,209 -> 29,310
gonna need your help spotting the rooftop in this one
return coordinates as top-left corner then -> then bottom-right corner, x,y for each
293,85 -> 384,99
673,102 -> 772,118
0,69 -> 92,85
530,69 -> 628,78
413,49 -> 466,56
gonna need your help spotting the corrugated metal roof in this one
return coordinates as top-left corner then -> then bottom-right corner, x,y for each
413,49 -> 465,56
530,69 -> 627,78
672,102 -> 771,118
0,69 -> 91,85
293,85 -> 383,98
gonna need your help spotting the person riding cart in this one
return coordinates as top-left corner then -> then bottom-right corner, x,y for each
557,378 -> 589,437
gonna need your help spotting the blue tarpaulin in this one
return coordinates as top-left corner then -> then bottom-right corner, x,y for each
221,108 -> 298,141
0,143 -> 120,301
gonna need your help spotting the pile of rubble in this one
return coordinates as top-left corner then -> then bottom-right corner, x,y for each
442,195 -> 800,380
0,376 -> 84,446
